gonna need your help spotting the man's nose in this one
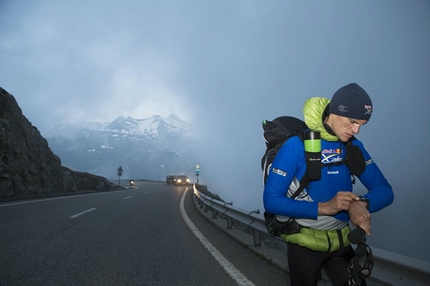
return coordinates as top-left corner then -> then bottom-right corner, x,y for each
352,124 -> 361,134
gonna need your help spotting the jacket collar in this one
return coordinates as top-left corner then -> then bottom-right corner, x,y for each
303,97 -> 339,142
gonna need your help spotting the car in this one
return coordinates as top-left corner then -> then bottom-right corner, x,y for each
166,175 -> 190,185
175,175 -> 190,185
166,175 -> 177,185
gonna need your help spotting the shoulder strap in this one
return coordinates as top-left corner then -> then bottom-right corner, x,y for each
292,174 -> 310,199
346,140 -> 366,176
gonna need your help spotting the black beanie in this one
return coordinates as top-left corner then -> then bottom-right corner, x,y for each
329,83 -> 373,121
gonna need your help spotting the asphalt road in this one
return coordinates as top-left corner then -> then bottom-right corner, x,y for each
0,181 -> 290,286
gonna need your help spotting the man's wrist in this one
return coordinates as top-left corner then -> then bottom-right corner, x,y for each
358,196 -> 370,210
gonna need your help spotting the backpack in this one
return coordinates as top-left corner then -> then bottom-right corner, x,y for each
261,116 -> 317,197
261,116 -> 366,237
261,116 -> 307,185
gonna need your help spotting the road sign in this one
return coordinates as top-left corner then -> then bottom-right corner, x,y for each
195,164 -> 200,184
117,166 -> 123,177
117,166 -> 123,187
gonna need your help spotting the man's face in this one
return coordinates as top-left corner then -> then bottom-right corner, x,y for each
330,114 -> 367,142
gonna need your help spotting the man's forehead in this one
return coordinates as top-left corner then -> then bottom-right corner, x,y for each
349,118 -> 368,125
335,114 -> 367,124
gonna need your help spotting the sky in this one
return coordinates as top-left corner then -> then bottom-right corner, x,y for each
1,0 -> 429,264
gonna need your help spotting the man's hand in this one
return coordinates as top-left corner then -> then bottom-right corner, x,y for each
349,200 -> 372,235
318,191 -> 359,216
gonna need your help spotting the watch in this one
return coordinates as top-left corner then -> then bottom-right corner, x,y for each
359,196 -> 370,210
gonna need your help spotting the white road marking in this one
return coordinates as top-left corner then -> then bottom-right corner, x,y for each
70,207 -> 97,218
0,190 -> 134,208
180,188 -> 256,286
123,196 -> 133,200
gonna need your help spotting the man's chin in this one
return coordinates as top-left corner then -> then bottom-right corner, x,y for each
340,135 -> 351,142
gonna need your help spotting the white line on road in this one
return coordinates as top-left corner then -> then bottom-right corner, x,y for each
70,207 -> 97,219
123,196 -> 133,200
0,189 -> 134,208
180,188 -> 256,286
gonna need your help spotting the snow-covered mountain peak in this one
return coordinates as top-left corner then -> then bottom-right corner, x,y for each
105,116 -> 139,133
46,114 -> 197,180
50,114 -> 193,139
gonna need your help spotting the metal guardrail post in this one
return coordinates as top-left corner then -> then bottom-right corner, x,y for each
253,229 -> 261,247
212,209 -> 217,219
204,204 -> 208,212
227,216 -> 232,229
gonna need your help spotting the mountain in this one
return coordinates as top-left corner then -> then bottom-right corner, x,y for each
0,87 -> 117,200
46,114 -> 197,181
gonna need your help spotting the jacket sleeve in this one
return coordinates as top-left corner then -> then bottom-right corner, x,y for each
263,136 -> 319,219
355,140 -> 394,212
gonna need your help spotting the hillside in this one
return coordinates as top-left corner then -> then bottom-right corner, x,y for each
0,87 -> 117,199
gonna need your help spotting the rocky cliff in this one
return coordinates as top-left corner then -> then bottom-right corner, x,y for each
0,87 -> 116,200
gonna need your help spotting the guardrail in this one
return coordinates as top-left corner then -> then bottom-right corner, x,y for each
193,185 -> 430,286
193,185 -> 267,247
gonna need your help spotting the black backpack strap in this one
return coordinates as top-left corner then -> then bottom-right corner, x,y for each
345,140 -> 366,176
337,229 -> 345,256
291,172 -> 310,199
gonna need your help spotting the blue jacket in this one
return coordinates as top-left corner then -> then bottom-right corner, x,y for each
263,97 -> 394,230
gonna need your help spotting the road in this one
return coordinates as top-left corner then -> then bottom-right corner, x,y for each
0,181 -> 290,285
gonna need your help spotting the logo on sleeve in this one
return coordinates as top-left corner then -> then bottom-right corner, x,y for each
272,168 -> 287,177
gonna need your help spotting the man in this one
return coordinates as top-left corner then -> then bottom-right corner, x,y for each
263,83 -> 394,286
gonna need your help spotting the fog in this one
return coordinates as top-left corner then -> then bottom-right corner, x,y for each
1,1 -> 429,263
